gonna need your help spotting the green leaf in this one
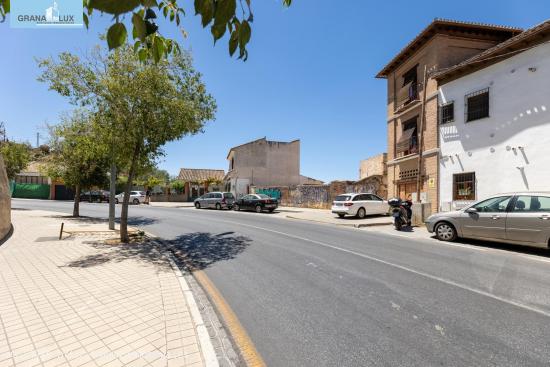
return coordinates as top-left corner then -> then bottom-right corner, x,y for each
140,0 -> 158,7
138,48 -> 148,62
107,23 -> 127,50
163,6 -> 168,17
152,36 -> 165,63
88,0 -> 140,15
228,31 -> 238,56
238,20 -> 251,49
83,12 -> 89,28
4,0 -> 10,13
194,0 -> 204,15
198,0 -> 213,27
132,13 -> 147,41
211,23 -> 226,42
213,0 -> 235,27
169,9 -> 175,21
133,40 -> 142,52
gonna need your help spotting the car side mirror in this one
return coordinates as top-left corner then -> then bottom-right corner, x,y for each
465,207 -> 478,214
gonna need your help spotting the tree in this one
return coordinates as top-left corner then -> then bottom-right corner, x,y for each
45,112 -> 109,217
0,141 -> 31,180
170,179 -> 185,194
38,45 -> 216,241
0,0 -> 292,62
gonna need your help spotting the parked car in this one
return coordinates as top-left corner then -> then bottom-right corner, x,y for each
426,192 -> 550,248
79,190 -> 110,203
194,192 -> 235,210
232,194 -> 278,213
331,193 -> 388,219
115,191 -> 146,205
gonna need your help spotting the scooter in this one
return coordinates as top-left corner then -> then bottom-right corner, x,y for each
388,198 -> 412,231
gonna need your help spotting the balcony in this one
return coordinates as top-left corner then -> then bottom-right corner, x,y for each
394,83 -> 421,112
395,128 -> 418,158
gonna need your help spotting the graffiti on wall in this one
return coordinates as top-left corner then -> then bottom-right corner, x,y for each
255,188 -> 281,200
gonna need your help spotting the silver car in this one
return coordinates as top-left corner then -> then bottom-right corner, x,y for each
194,192 -> 235,210
426,192 -> 550,248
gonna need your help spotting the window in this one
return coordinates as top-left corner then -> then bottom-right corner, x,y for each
513,196 -> 550,212
402,65 -> 418,86
368,194 -> 383,201
396,117 -> 418,156
466,88 -> 489,122
335,195 -> 351,202
453,173 -> 476,201
353,194 -> 368,201
440,102 -> 454,124
472,196 -> 512,213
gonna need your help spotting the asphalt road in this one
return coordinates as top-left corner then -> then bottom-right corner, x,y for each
12,199 -> 550,367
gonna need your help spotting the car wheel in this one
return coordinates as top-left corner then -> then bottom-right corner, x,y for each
233,204 -> 240,211
255,205 -> 262,213
133,198 -> 140,205
435,222 -> 457,242
115,198 -> 119,204
215,203 -> 222,210
356,207 -> 366,219
337,213 -> 345,218
195,202 -> 201,209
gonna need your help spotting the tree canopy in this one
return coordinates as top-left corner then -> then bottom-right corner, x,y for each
37,44 -> 216,240
0,141 -> 31,180
0,0 -> 292,62
45,111 -> 109,216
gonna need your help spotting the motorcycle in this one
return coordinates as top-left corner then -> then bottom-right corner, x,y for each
388,198 -> 412,231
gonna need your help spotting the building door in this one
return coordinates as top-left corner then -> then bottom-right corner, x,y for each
398,182 -> 416,200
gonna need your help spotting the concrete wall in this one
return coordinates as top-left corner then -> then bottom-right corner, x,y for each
359,153 -> 387,179
228,138 -> 300,192
252,178 -> 387,209
0,156 -> 11,241
438,43 -> 550,211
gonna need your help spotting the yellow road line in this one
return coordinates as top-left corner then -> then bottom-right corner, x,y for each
193,270 -> 267,367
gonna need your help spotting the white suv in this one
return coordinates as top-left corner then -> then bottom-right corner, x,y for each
115,191 -> 146,205
331,193 -> 388,218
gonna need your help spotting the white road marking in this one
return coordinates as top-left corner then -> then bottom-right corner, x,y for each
205,218 -> 550,319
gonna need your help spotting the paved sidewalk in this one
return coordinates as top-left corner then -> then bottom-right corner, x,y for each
0,210 -> 212,367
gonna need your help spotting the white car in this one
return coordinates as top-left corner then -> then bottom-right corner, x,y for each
115,191 -> 146,205
331,193 -> 388,218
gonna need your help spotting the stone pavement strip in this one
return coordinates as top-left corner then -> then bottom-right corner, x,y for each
0,209 -> 217,367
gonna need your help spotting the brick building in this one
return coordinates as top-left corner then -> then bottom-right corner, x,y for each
376,19 -> 521,213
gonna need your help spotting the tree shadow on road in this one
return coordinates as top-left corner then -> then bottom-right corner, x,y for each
163,232 -> 252,271
62,231 -> 252,271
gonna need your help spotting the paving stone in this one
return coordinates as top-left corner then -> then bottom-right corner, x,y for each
0,210 -> 206,367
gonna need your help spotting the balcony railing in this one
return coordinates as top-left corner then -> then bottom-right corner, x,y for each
394,83 -> 421,112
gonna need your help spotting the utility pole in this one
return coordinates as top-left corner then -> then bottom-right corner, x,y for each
416,65 -> 429,203
0,121 -> 6,143
36,132 -> 40,148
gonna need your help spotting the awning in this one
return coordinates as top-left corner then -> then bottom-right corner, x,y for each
396,128 -> 417,153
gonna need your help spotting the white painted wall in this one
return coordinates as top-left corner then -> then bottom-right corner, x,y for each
439,42 -> 550,211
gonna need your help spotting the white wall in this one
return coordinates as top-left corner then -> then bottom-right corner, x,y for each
439,43 -> 550,211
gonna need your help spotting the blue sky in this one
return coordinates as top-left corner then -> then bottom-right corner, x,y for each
1,0 -> 548,182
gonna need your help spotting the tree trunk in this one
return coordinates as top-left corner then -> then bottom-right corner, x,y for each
73,185 -> 81,217
108,162 -> 116,230
119,144 -> 140,242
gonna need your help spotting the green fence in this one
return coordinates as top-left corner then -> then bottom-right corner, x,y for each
9,180 -> 15,196
12,183 -> 50,199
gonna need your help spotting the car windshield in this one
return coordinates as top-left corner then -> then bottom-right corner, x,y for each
257,194 -> 270,199
335,195 -> 351,201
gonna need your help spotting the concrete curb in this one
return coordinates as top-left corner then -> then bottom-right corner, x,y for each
285,215 -> 392,228
165,253 -> 220,367
143,230 -> 220,367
